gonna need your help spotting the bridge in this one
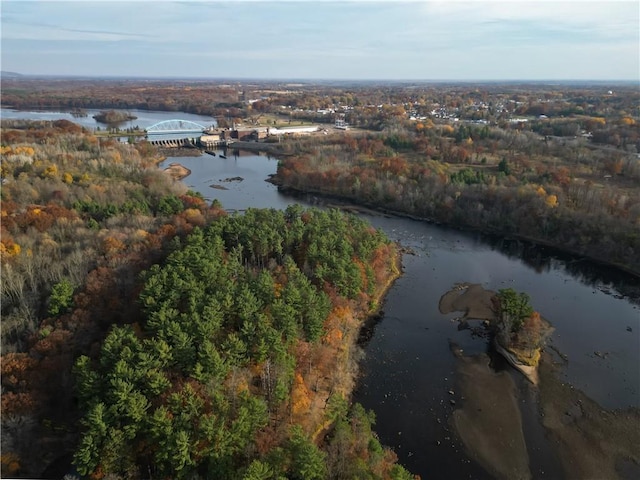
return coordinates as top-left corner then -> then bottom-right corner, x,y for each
145,119 -> 224,147
146,119 -> 209,135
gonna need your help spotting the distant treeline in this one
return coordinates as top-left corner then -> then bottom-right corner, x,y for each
273,131 -> 640,275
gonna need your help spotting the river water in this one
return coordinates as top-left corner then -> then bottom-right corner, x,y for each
5,110 -> 639,478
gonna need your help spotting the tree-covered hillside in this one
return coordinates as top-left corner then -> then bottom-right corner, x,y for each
73,207 -> 409,478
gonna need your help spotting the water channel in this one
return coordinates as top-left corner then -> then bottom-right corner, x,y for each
5,109 -> 639,478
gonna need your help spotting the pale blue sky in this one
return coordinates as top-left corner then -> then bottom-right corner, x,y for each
1,0 -> 639,80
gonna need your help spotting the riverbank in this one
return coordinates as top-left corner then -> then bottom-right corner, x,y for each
228,140 -> 292,156
311,245 -> 403,441
269,182 -> 640,279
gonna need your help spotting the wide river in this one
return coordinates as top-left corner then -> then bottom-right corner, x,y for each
160,147 -> 639,479
5,109 -> 639,478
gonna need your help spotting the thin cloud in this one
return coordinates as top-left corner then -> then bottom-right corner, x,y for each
5,20 -> 155,40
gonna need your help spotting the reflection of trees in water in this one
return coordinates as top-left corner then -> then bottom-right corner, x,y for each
481,234 -> 640,304
356,311 -> 384,347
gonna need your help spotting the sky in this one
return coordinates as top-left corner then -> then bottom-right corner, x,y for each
1,0 -> 639,81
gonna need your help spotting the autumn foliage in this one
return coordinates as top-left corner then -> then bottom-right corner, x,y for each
0,120 -> 223,476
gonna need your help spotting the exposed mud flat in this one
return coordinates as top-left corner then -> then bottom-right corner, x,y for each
438,282 -> 496,321
448,331 -> 640,480
443,283 -> 640,479
538,353 -> 640,480
450,344 -> 532,480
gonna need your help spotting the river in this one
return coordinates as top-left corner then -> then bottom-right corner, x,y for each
161,147 -> 639,479
6,110 -> 639,478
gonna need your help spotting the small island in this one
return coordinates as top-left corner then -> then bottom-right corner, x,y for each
162,162 -> 191,180
492,288 -> 554,384
439,283 -> 553,384
92,109 -> 137,124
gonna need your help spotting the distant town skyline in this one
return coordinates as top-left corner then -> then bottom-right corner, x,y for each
1,0 -> 639,81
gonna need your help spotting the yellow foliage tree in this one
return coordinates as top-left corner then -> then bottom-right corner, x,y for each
182,208 -> 205,226
102,236 -> 125,255
0,242 -> 21,258
291,372 -> 312,417
14,146 -> 35,156
132,229 -> 149,241
441,125 -> 455,135
545,194 -> 558,208
42,164 -> 58,179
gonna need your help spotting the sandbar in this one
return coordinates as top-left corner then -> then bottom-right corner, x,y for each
163,162 -> 191,180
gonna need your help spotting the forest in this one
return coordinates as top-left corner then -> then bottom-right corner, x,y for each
271,120 -> 640,275
0,120 -> 410,479
2,77 -> 639,477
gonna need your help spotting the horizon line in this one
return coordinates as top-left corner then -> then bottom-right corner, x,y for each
2,73 -> 639,85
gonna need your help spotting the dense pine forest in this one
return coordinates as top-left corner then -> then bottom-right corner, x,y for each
0,120 -> 409,479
